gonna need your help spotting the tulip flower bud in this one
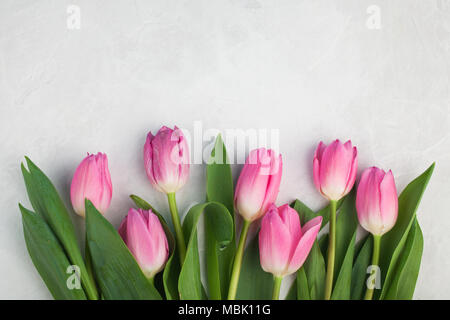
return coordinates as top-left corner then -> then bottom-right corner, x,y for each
144,126 -> 190,194
234,148 -> 282,222
356,167 -> 398,236
259,204 -> 322,277
313,139 -> 358,201
70,152 -> 112,217
119,208 -> 169,279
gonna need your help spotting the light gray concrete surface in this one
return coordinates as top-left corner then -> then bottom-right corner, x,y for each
1,0 -> 449,299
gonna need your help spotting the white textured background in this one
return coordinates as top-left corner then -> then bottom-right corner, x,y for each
1,0 -> 449,299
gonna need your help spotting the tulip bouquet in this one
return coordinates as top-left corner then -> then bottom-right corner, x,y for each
19,127 -> 434,300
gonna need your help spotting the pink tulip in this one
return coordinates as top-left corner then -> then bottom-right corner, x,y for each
70,152 -> 112,217
119,208 -> 169,279
356,167 -> 398,236
144,126 -> 190,194
259,204 -> 322,277
313,139 -> 358,201
234,148 -> 283,222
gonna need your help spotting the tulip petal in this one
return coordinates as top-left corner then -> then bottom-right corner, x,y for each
379,170 -> 398,234
235,150 -> 270,221
126,209 -> 159,278
278,204 -> 301,244
259,206 -> 291,276
118,217 -> 128,244
70,153 -> 112,217
319,140 -> 354,200
144,127 -> 190,194
286,216 -> 322,275
260,153 -> 282,219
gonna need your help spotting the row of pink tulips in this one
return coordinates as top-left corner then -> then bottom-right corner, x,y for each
69,126 -> 398,300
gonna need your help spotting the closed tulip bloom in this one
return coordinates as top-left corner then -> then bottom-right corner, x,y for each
259,204 -> 322,277
144,126 -> 190,194
234,148 -> 283,222
70,152 -> 112,217
119,208 -> 169,279
356,167 -> 398,236
313,139 -> 358,201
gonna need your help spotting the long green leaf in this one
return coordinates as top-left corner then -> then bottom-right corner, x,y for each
379,163 -> 434,299
21,158 -> 97,299
285,281 -> 297,300
331,233 -> 356,299
319,234 -> 328,260
296,267 -> 310,300
291,200 -> 326,300
334,191 -> 358,281
350,235 -> 372,300
235,235 -> 273,300
130,194 -> 179,299
85,200 -> 161,300
20,204 -> 87,300
383,218 -> 424,299
178,201 -> 234,299
205,134 -> 236,299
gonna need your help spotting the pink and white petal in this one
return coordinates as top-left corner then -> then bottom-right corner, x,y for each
278,204 -> 301,243
118,214 -> 128,244
147,212 -> 169,270
286,216 -> 322,275
379,170 -> 398,234
126,209 -> 157,275
259,154 -> 282,219
319,140 -> 353,200
343,146 -> 358,195
259,208 -> 291,276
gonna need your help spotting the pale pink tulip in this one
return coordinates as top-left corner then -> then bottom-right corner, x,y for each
234,148 -> 282,222
144,126 -> 190,194
356,167 -> 398,236
70,152 -> 112,217
119,208 -> 169,279
313,139 -> 358,201
259,204 -> 322,277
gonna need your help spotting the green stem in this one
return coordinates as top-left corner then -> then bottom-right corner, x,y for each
227,219 -> 251,300
364,234 -> 381,300
167,193 -> 186,264
272,276 -> 283,300
324,200 -> 337,300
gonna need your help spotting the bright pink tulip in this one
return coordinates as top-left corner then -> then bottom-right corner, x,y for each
234,148 -> 283,222
313,139 -> 358,201
356,167 -> 398,236
144,126 -> 190,194
119,208 -> 169,279
70,152 -> 112,217
259,204 -> 322,277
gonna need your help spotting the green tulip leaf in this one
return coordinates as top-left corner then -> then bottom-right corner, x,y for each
382,218 -> 424,299
20,204 -> 87,300
319,234 -> 329,260
21,158 -> 97,299
331,232 -> 356,300
235,235 -> 274,300
205,134 -> 236,300
291,200 -> 326,300
285,280 -> 297,300
85,200 -> 161,300
350,235 -> 373,300
296,267 -> 311,300
378,163 -> 434,299
178,201 -> 234,300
